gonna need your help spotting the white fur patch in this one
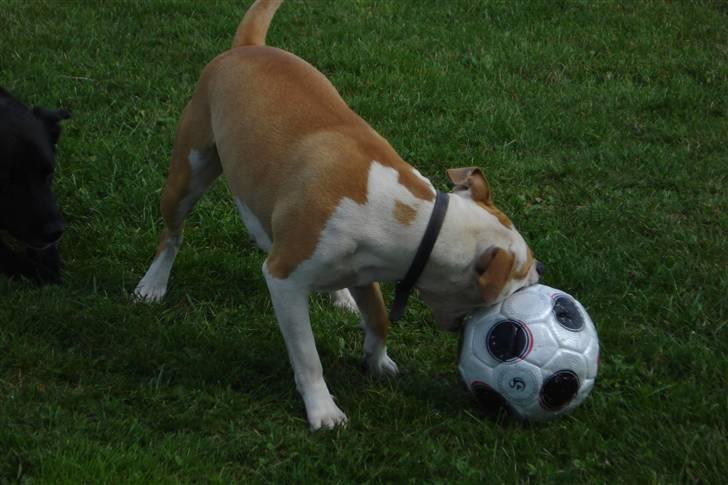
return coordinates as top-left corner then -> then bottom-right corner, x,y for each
176,149 -> 220,221
287,161 -> 434,290
235,197 -> 272,251
330,289 -> 359,313
188,149 -> 208,175
134,238 -> 180,302
411,167 -> 436,197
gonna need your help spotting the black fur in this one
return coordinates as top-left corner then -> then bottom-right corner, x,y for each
0,88 -> 70,284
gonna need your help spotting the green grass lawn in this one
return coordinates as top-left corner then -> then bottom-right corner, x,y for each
1,0 -> 726,482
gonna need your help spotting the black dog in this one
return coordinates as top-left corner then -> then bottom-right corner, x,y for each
0,87 -> 70,284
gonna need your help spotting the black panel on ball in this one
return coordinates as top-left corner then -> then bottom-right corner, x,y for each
471,382 -> 511,416
486,320 -> 530,362
553,296 -> 585,331
540,370 -> 580,411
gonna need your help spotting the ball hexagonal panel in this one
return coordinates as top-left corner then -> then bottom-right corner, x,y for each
583,340 -> 600,380
502,288 -> 552,322
549,317 -> 592,353
496,361 -> 542,404
543,349 -> 588,379
523,322 -> 560,367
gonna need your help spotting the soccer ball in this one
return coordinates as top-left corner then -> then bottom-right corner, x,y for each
458,284 -> 599,421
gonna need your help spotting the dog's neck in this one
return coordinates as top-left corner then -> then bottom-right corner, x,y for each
389,191 -> 449,321
416,194 -> 483,291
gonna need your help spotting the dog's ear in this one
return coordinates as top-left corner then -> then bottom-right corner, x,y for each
446,167 -> 493,205
33,107 -> 71,145
33,107 -> 71,123
475,246 -> 515,304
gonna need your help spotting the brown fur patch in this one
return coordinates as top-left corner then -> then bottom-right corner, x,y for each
513,247 -> 535,280
477,247 -> 516,304
446,167 -> 513,229
154,229 -> 170,257
351,283 -> 389,340
446,167 -> 477,187
393,200 -> 417,225
478,202 -> 513,229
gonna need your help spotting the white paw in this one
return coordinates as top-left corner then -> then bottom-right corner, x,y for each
365,350 -> 399,376
330,289 -> 359,314
304,394 -> 348,431
132,282 -> 166,303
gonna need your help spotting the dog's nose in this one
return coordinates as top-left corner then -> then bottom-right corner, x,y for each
536,260 -> 546,277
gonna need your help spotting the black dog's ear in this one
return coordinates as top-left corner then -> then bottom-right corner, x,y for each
33,106 -> 71,123
32,107 -> 71,144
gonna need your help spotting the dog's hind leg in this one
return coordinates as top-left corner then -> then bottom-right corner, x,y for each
134,96 -> 221,302
329,289 -> 359,314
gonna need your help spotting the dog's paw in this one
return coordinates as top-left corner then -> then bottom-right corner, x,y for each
330,289 -> 359,314
132,283 -> 166,303
363,350 -> 399,377
304,394 -> 348,431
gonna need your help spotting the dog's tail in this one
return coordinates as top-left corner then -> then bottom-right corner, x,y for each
232,0 -> 284,48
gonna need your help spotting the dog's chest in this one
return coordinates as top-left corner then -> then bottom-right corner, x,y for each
272,161 -> 436,288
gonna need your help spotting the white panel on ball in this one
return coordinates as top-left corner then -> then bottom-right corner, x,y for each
496,361 -> 542,403
501,289 -> 552,321
543,349 -> 588,379
524,323 -> 560,367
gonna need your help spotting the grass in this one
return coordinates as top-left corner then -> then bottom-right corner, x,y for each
1,0 -> 726,482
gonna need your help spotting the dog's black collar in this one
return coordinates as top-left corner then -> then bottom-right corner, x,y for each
0,230 -> 56,253
0,230 -> 28,254
389,190 -> 449,322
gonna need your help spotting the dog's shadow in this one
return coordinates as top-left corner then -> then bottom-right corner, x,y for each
12,246 -> 517,429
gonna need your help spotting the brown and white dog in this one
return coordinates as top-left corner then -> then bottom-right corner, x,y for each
135,0 -> 542,430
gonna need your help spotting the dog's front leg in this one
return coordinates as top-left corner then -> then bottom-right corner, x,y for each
262,263 -> 347,431
349,283 -> 399,376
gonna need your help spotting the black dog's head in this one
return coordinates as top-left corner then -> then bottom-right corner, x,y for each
0,88 -> 70,283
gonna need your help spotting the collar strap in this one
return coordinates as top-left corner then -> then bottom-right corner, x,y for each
0,230 -> 29,254
0,230 -> 55,253
389,190 -> 449,322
